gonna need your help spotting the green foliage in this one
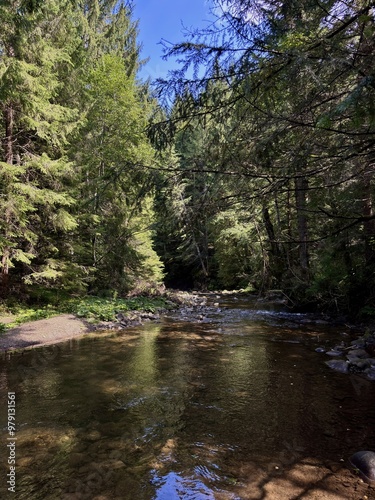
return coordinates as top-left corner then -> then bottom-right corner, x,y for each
152,0 -> 375,314
212,209 -> 259,289
0,0 -> 81,293
3,306 -> 59,330
0,293 -> 173,331
1,0 -> 375,316
74,53 -> 163,294
0,0 -> 164,300
359,306 -> 375,319
64,296 -> 171,321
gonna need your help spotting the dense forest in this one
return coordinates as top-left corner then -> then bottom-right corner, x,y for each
1,0 -> 375,318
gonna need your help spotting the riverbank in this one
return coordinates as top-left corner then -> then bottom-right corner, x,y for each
0,291 -> 206,351
0,314 -> 96,351
2,290 -> 375,384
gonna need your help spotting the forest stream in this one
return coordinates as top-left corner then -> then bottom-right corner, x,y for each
1,294 -> 375,499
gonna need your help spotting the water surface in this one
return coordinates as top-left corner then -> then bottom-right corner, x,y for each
1,295 -> 375,499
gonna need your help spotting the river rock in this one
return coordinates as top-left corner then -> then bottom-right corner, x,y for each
98,422 -> 119,436
348,359 -> 371,373
326,350 -> 342,357
350,338 -> 366,348
347,348 -> 368,359
349,450 -> 375,482
325,359 -> 349,373
78,429 -> 102,442
315,347 -> 326,353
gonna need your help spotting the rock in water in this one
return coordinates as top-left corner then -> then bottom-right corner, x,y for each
315,347 -> 326,353
347,348 -> 369,359
326,350 -> 342,357
325,359 -> 349,373
349,450 -> 375,483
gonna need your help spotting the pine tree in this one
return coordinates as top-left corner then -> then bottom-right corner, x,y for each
0,0 -> 80,297
74,53 -> 163,293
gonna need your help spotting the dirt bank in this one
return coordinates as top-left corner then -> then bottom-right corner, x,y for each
0,314 -> 95,351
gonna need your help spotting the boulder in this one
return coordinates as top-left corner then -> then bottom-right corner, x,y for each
347,348 -> 369,359
348,359 -> 371,373
349,450 -> 375,483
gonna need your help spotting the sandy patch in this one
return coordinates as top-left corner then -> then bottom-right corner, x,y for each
0,314 -> 95,351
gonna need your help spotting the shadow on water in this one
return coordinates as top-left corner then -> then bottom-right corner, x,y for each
1,295 -> 375,499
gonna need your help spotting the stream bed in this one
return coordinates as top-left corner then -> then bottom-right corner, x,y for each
1,295 -> 375,499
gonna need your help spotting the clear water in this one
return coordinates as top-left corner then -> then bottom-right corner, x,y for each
1,296 -> 375,499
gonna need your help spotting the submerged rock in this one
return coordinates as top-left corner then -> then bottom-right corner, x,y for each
348,358 -> 371,373
348,356 -> 370,366
325,359 -> 349,373
315,347 -> 326,353
349,450 -> 375,483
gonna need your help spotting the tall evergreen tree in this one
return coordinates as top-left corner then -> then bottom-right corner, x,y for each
74,53 -> 163,293
0,0 -> 80,296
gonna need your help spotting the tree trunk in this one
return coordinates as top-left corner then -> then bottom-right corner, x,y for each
262,206 -> 279,257
3,105 -> 14,164
294,176 -> 309,280
0,104 -> 14,297
362,170 -> 375,267
262,205 -> 285,286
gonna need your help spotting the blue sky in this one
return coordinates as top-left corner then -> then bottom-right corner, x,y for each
133,0 -> 215,80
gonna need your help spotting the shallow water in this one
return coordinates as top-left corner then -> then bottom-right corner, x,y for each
1,295 -> 375,499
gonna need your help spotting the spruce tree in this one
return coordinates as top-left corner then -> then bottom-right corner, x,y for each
0,0 -> 80,297
74,53 -> 163,293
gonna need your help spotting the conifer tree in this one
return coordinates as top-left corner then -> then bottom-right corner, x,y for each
74,53 -> 163,293
154,0 -> 375,311
0,0 -> 80,296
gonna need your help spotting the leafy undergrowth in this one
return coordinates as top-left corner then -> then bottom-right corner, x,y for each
0,306 -> 59,332
64,296 -> 174,321
0,295 -> 176,332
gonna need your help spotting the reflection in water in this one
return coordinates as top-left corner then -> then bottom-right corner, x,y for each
151,470 -> 232,500
1,297 -> 375,499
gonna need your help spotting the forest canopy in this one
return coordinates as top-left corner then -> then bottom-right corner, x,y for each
1,0 -> 375,317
